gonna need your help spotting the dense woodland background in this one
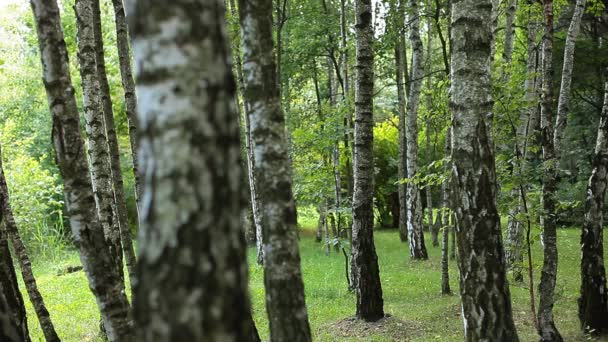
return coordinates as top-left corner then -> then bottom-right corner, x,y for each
0,0 -> 607,340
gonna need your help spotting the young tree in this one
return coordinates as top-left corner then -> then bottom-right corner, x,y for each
111,0 -> 142,210
578,73 -> 608,334
127,0 -> 259,340
537,0 -> 563,340
395,0 -> 408,242
406,0 -> 428,259
450,0 -> 519,340
238,0 -> 312,339
29,0 -> 133,339
0,225 -> 29,341
349,0 -> 385,322
0,146 -> 59,341
91,0 -> 137,288
74,0 -> 124,281
440,129 -> 451,295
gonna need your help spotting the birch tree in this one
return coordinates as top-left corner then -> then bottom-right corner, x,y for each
0,225 -> 29,341
238,0 -> 312,339
450,0 -> 519,339
0,146 -> 59,342
395,0 -> 409,242
0,286 -> 26,342
578,71 -> 608,335
127,0 -> 259,340
406,0 -> 428,259
29,0 -> 133,339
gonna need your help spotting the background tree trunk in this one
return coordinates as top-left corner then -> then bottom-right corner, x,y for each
0,287 -> 26,342
450,0 -> 519,339
578,72 -> 608,335
128,0 -> 259,340
238,0 -> 312,340
30,0 -> 133,339
537,0 -> 563,340
0,224 -> 29,341
0,147 -> 59,342
440,129 -> 451,295
395,0 -> 408,242
91,0 -> 137,289
406,0 -> 428,260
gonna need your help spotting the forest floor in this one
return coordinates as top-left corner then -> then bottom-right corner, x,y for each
20,213 -> 608,341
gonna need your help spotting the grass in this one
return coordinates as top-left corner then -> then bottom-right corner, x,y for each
20,216 -> 608,341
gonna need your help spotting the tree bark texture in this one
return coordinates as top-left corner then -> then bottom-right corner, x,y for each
238,0 -> 312,340
349,0 -> 385,322
578,72 -> 608,335
111,0 -> 142,212
441,129 -> 451,295
502,0 -> 517,66
0,146 -> 59,341
395,0 -> 408,242
537,0 -> 563,340
406,0 -> 428,260
0,225 -> 29,341
128,0 -> 259,340
450,0 -> 519,340
91,0 -> 137,290
554,0 -> 587,156
75,0 -> 124,285
29,0 -> 133,339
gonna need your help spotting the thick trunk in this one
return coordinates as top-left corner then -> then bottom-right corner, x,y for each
0,224 -> 29,341
350,0 -> 385,322
395,6 -> 408,242
537,1 -> 563,340
450,0 -> 519,340
554,0 -> 587,155
31,1 -> 133,338
29,0 -> 133,339
578,74 -> 608,335
406,0 -> 428,259
238,0 -> 312,340
128,0 -> 259,340
0,287 -> 26,342
111,0 -> 142,212
92,0 -> 137,290
0,147 -> 59,342
75,0 -> 124,286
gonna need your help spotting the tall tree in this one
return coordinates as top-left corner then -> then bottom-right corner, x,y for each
0,224 -> 29,341
238,0 -> 313,340
127,0 -> 259,340
578,71 -> 608,335
350,0 -> 384,322
74,0 -> 124,282
440,129 -> 451,295
395,0 -> 408,243
450,0 -> 519,340
91,0 -> 137,288
111,0 -> 142,211
554,0 -> 587,155
406,0 -> 428,259
0,146 -> 59,341
29,0 -> 133,339
537,0 -> 563,340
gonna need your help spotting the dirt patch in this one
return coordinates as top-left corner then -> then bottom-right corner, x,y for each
320,315 -> 422,341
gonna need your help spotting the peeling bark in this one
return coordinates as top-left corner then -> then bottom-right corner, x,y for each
578,72 -> 608,335
128,0 -> 259,340
0,146 -> 59,341
238,0 -> 312,339
450,0 -> 519,340
29,0 -> 133,339
406,0 -> 428,260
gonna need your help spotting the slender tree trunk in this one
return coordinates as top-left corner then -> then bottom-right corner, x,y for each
406,0 -> 428,260
316,205 -> 325,243
425,10 -> 436,247
29,1 -> 133,339
395,0 -> 408,242
0,224 -> 29,341
340,0 -> 354,201
554,0 -> 587,155
450,0 -> 519,340
91,0 -> 137,289
537,1 -> 563,340
349,0 -> 385,322
128,0 -> 259,340
0,147 -> 59,342
450,215 -> 456,260
74,0 -> 124,284
440,129 -> 451,295
111,0 -> 142,213
502,0 -> 517,66
578,73 -> 608,335
238,0 -> 312,340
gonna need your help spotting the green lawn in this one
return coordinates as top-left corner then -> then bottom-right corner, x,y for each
20,222 -> 608,341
